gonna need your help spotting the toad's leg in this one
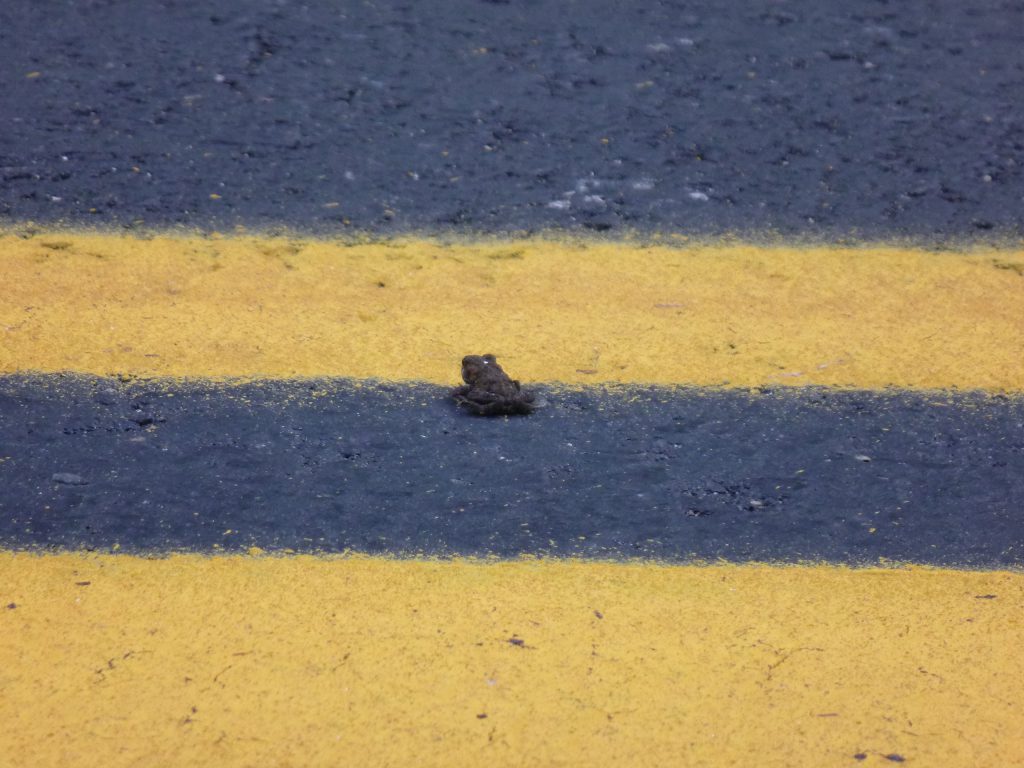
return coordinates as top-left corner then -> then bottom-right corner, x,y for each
463,389 -> 503,404
458,398 -> 508,416
454,388 -> 503,413
511,381 -> 536,403
474,400 -> 514,416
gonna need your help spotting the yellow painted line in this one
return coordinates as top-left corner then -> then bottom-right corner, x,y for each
1,233 -> 1022,390
1,554 -> 1021,767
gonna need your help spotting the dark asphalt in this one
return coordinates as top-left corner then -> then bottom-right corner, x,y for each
1,375 -> 1021,566
1,0 -> 1022,239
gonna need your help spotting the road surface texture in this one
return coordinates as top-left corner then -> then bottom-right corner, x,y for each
1,0 -> 1022,239
1,1 -> 1023,766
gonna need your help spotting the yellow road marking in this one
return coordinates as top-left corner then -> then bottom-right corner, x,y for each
2,233 -> 1022,390
1,553 -> 1021,767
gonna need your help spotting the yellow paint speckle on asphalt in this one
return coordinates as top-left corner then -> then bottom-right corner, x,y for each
1,233 -> 1022,390
1,553 -> 1021,767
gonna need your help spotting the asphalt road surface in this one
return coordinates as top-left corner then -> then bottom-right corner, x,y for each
2,376 -> 1021,566
1,0 -> 1022,239
3,3 -> 1024,765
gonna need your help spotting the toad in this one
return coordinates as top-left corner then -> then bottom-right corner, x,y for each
452,354 -> 536,416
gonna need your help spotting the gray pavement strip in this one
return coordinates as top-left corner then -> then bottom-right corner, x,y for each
0,0 -> 1021,239
1,375 -> 1021,566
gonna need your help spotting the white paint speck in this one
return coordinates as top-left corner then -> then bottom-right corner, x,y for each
214,73 -> 226,83
632,178 -> 655,191
547,199 -> 571,210
687,191 -> 710,201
